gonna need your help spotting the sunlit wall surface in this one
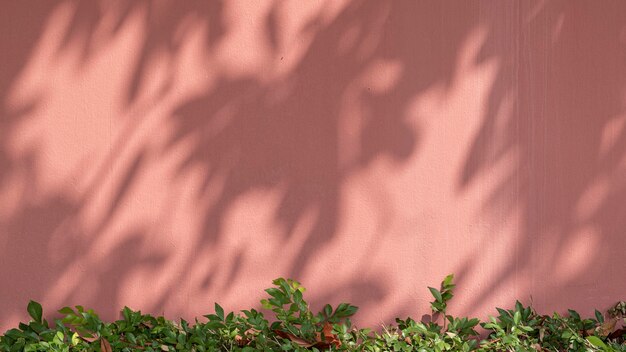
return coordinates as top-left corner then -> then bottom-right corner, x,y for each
1,0 -> 625,330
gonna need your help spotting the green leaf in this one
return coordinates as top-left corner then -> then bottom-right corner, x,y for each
214,303 -> 224,321
431,301 -> 445,312
58,307 -> 74,315
520,325 -> 534,332
442,292 -> 454,302
442,274 -> 454,287
586,336 -> 607,349
278,280 -> 292,297
122,307 -> 132,322
323,304 -> 332,318
513,311 -> 521,325
260,299 -> 272,309
496,308 -> 510,318
338,304 -> 358,318
28,322 -> 45,334
27,301 -> 43,323
428,287 -> 443,303
568,309 -> 581,320
226,312 -> 234,323
293,289 -> 303,305
205,320 -> 224,329
266,288 -> 284,299
595,310 -> 604,323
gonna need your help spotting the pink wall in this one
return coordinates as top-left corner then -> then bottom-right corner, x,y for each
1,0 -> 626,331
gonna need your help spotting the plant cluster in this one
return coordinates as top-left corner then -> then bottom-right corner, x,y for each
1,275 -> 624,351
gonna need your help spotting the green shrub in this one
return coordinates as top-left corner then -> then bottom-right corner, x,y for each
1,276 -> 624,351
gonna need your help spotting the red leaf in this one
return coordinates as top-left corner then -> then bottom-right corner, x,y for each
79,335 -> 98,343
274,330 -> 315,348
100,338 -> 113,352
321,322 -> 341,348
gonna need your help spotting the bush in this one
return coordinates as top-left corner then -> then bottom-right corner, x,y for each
1,276 -> 624,351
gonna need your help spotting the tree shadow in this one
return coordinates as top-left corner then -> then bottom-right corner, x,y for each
458,0 -> 626,315
4,0 -> 623,331
0,0 -> 225,324
164,0 -> 483,312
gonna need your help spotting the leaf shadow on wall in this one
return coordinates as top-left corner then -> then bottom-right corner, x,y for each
3,0 -> 623,328
0,0 -> 228,324
163,0 -> 481,316
0,0 -> 474,324
457,1 -> 626,316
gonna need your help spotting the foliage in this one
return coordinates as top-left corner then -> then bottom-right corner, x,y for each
1,277 -> 624,351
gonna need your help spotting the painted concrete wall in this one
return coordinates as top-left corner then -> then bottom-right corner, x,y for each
1,0 -> 625,330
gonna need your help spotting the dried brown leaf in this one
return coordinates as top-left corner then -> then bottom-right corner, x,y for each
598,318 -> 618,337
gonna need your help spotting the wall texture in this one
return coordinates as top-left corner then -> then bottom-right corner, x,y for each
1,0 -> 626,331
